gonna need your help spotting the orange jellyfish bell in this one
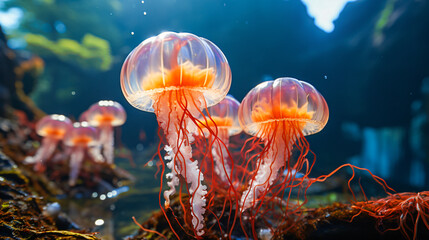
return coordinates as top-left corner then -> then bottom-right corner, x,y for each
238,77 -> 328,211
120,31 -> 231,112
120,32 -> 231,236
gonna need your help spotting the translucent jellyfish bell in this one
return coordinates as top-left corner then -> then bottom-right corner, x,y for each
239,77 -> 329,137
64,122 -> 98,148
203,95 -> 242,137
36,114 -> 72,140
120,31 -> 232,112
84,100 -> 126,127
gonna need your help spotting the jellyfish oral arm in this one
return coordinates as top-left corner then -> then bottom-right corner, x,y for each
68,147 -> 85,186
26,137 -> 58,172
155,91 -> 207,236
99,125 -> 114,164
240,128 -> 294,212
211,129 -> 232,183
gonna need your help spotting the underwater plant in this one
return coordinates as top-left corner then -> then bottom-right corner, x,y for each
238,77 -> 329,212
83,100 -> 126,165
120,32 -> 231,236
64,122 -> 98,186
25,114 -> 72,172
198,95 -> 241,183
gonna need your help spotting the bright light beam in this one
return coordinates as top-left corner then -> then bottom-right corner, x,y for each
301,0 -> 356,33
0,7 -> 23,30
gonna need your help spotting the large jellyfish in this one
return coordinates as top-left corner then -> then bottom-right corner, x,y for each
64,122 -> 98,186
199,95 -> 241,183
120,32 -> 231,235
238,77 -> 329,212
25,114 -> 72,172
84,100 -> 126,165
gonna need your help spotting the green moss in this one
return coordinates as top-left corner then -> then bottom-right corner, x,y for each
25,33 -> 113,71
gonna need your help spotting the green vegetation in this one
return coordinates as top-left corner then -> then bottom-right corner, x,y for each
26,33 -> 112,71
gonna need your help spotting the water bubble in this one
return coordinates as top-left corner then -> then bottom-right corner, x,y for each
100,194 -> 106,200
324,75 -> 328,80
71,91 -> 76,95
131,32 -> 135,35
143,12 -> 147,15
95,219 -> 104,226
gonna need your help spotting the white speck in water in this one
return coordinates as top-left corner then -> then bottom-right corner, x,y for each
131,31 -> 135,35
92,192 -> 98,198
143,11 -> 147,15
95,219 -> 104,226
100,194 -> 106,200
324,75 -> 328,80
141,0 -> 144,3
71,91 -> 76,95
136,143 -> 144,151
148,160 -> 153,167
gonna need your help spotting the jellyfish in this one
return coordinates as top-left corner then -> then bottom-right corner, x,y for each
25,114 -> 72,172
199,95 -> 241,183
238,77 -> 329,212
120,32 -> 231,235
84,100 -> 126,164
64,122 -> 98,186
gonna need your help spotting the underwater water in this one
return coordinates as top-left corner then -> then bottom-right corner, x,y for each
1,0 -> 429,239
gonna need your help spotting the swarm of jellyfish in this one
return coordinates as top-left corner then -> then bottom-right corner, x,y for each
121,31 -> 422,239
24,101 -> 127,189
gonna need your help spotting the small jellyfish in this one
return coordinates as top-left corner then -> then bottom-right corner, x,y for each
25,114 -> 72,172
199,95 -> 241,183
84,100 -> 126,164
238,77 -> 329,211
121,32 -> 231,236
64,122 -> 98,186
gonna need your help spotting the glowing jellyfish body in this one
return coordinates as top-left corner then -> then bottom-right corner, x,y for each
26,114 -> 72,172
200,95 -> 241,183
64,122 -> 98,186
84,100 -> 126,165
238,77 -> 328,211
120,32 -> 231,235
